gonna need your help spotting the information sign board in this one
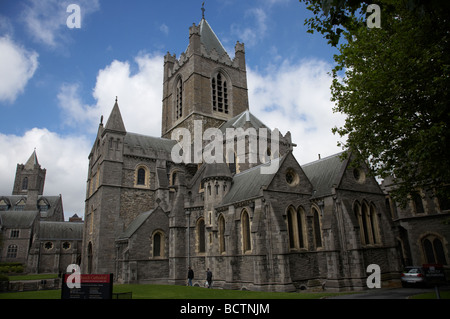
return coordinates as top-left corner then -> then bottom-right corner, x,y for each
422,264 -> 446,285
61,274 -> 113,299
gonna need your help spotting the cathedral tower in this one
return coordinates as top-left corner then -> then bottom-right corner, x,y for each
12,150 -> 46,211
161,14 -> 249,140
12,150 -> 46,196
82,99 -> 127,275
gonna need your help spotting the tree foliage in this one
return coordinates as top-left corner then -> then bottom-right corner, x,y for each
300,0 -> 450,204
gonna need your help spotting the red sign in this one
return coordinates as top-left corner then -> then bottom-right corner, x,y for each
79,274 -> 111,284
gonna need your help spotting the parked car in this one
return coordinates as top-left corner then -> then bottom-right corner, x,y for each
401,266 -> 427,287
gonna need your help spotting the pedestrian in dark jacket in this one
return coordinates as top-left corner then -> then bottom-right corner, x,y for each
206,268 -> 212,288
187,267 -> 194,286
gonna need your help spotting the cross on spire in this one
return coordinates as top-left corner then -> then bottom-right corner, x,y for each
201,2 -> 205,19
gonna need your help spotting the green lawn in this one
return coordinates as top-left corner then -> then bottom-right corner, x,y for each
7,273 -> 59,281
409,290 -> 450,299
0,284 -> 353,299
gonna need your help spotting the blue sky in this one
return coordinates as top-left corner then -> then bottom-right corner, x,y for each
0,0 -> 346,219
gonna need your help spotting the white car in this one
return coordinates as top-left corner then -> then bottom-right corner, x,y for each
401,266 -> 427,287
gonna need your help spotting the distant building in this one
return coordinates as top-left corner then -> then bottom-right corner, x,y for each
0,151 -> 83,273
381,177 -> 450,267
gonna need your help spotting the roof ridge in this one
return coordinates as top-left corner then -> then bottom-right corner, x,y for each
234,155 -> 284,177
126,131 -> 175,142
302,151 -> 345,167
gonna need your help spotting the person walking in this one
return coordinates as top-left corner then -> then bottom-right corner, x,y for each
187,267 -> 194,286
206,268 -> 213,289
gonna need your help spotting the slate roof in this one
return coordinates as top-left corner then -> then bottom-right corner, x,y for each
124,132 -> 177,154
302,152 -> 347,198
39,221 -> 83,240
0,210 -> 38,228
199,18 -> 227,56
203,162 -> 232,180
117,209 -> 155,240
219,157 -> 282,207
0,195 -> 62,219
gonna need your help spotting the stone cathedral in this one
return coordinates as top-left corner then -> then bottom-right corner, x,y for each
81,14 -> 402,292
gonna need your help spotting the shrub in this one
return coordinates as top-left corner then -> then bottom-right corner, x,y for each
0,263 -> 24,274
10,265 -> 24,273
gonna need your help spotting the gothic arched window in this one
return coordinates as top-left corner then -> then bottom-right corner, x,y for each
355,201 -> 381,246
175,77 -> 183,120
152,231 -> 165,258
369,204 -> 381,244
212,72 -> 229,114
22,177 -> 28,190
135,165 -> 149,188
7,245 -> 18,258
422,235 -> 447,265
218,214 -> 226,253
137,168 -> 146,185
287,206 -> 307,250
227,151 -> 236,175
242,210 -> 251,252
312,207 -> 322,248
197,218 -> 206,253
411,191 -> 425,214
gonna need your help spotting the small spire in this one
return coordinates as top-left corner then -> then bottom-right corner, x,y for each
201,2 -> 205,19
115,96 -> 118,104
25,149 -> 39,169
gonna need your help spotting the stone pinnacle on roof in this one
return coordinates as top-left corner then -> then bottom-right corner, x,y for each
24,149 -> 39,170
104,96 -> 126,133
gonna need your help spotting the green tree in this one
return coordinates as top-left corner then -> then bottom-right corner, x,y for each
300,0 -> 450,204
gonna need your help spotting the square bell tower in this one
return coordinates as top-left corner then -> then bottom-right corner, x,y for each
161,15 -> 249,140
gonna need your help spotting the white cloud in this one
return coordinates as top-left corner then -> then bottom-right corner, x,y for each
231,8 -> 268,47
58,53 -> 164,137
21,0 -> 100,48
0,36 -> 38,103
247,58 -> 347,164
0,128 -> 91,220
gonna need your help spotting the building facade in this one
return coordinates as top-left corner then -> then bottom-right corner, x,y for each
0,151 -> 83,274
80,15 -> 405,292
382,178 -> 450,268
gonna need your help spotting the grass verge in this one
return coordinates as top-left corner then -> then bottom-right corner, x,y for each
409,290 -> 450,299
0,284 -> 353,299
7,274 -> 59,281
